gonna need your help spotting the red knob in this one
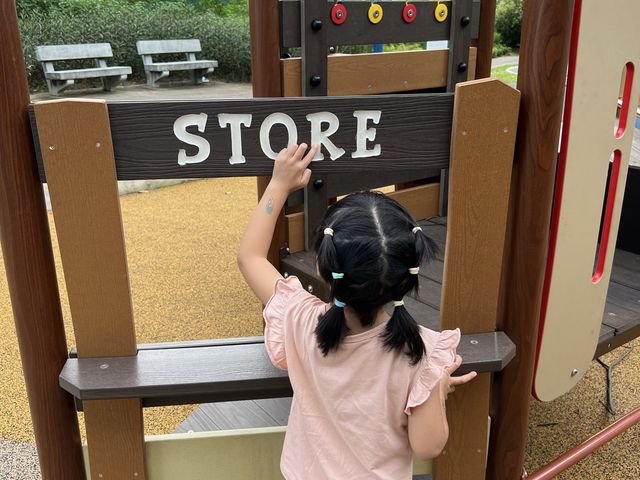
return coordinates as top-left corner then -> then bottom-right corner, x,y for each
402,3 -> 417,23
331,3 -> 347,25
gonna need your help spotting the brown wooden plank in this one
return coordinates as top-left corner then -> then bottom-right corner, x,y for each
285,211 -> 305,253
282,48 -> 478,97
31,95 -> 454,181
60,332 -> 514,404
474,0 -> 497,78
0,2 -> 85,477
280,0 -> 482,48
435,78 -> 520,480
83,399 -> 146,478
34,99 -> 146,479
487,2 -> 574,477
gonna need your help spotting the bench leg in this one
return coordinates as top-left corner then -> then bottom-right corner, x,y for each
145,70 -> 169,87
46,78 -> 74,95
101,75 -> 126,92
191,68 -> 211,85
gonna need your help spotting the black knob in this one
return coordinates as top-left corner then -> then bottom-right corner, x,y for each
313,178 -> 324,189
457,62 -> 468,73
460,16 -> 471,27
311,19 -> 323,31
310,75 -> 322,87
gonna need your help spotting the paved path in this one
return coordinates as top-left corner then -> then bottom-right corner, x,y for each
492,54 -> 519,67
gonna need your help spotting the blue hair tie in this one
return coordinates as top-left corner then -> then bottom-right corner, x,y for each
331,272 -> 344,280
334,298 -> 346,308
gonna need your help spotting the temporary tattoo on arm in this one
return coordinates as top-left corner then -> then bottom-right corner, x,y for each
266,198 -> 274,215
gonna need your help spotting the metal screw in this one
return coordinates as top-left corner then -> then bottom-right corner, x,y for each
313,178 -> 324,189
470,339 -> 478,345
503,127 -> 509,133
307,285 -> 314,293
439,10 -> 446,17
336,9 -> 343,18
96,142 -> 101,148
571,368 -> 578,377
284,272 -> 289,278
99,364 -> 109,370
462,130 -> 468,136
408,10 -> 414,17
48,145 -> 56,151
461,16 -> 471,27
373,10 -> 380,18
311,19 -> 323,31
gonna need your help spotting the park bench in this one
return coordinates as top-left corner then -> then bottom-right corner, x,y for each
136,39 -> 218,87
35,43 -> 131,95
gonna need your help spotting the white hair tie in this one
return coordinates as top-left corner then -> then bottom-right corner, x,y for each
409,267 -> 420,275
324,227 -> 334,236
393,300 -> 405,307
412,226 -> 422,235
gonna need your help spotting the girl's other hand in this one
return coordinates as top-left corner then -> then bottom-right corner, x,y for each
440,355 -> 477,400
271,143 -> 318,194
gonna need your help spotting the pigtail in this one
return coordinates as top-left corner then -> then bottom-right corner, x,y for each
382,303 -> 425,365
413,226 -> 439,268
314,226 -> 348,356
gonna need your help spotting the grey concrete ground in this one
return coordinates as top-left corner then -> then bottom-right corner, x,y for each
492,54 -> 519,67
0,440 -> 40,480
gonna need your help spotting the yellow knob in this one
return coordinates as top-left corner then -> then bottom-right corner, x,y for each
368,3 -> 383,24
434,2 -> 448,22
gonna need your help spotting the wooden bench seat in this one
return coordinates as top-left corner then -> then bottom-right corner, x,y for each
136,39 -> 218,87
60,333 -> 515,408
35,43 -> 131,95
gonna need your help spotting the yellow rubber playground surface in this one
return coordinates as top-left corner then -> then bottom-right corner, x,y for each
0,83 -> 638,479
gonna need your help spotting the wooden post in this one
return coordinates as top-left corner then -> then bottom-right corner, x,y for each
249,0 -> 286,269
435,78 -> 520,480
0,2 -> 86,479
475,0 -> 496,78
486,1 -> 574,479
35,100 -> 146,479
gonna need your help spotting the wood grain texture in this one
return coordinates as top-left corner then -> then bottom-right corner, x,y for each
282,48 -> 478,96
486,1 -> 574,478
447,0 -> 473,92
249,0 -> 284,270
34,100 -> 146,479
280,0 -> 482,48
435,78 -> 520,480
83,399 -> 146,478
0,2 -> 86,478
32,95 -> 454,180
60,333 -> 514,404
474,0 -> 496,78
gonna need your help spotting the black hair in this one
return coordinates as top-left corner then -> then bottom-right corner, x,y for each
313,191 -> 438,365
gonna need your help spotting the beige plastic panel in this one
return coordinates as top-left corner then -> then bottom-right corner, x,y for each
534,0 -> 640,401
83,427 -> 432,478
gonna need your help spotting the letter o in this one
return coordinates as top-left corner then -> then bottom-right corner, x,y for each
259,113 -> 298,159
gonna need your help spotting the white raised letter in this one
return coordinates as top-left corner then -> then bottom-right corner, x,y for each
352,110 -> 382,158
174,113 -> 210,166
218,113 -> 252,165
260,113 -> 298,159
306,112 -> 346,161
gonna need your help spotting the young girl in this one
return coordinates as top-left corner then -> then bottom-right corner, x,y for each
237,143 -> 477,479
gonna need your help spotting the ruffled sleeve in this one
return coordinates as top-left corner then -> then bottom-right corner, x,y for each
404,328 -> 461,415
263,276 -> 319,371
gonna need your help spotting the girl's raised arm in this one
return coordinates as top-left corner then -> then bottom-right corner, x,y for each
237,143 -> 317,305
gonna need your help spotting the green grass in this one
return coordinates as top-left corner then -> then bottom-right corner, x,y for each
491,64 -> 518,85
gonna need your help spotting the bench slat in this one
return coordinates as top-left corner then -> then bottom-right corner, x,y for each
46,66 -> 132,80
144,60 -> 218,72
137,39 -> 203,55
60,332 -> 515,407
36,43 -> 115,62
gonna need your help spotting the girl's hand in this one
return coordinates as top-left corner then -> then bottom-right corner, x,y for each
271,143 -> 318,194
440,355 -> 477,400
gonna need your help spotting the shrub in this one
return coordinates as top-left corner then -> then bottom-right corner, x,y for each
495,0 -> 522,49
19,0 -> 251,90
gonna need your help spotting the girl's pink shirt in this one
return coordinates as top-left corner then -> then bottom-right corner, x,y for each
263,276 -> 460,480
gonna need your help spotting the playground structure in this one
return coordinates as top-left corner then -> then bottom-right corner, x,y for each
0,1 -> 639,480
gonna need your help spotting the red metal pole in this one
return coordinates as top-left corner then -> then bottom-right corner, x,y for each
525,405 -> 640,480
0,1 -> 85,478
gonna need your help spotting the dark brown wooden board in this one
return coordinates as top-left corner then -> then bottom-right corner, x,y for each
60,331 -> 515,406
301,0 -> 327,96
30,94 -> 454,181
447,0 -> 473,91
280,0 -> 481,48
